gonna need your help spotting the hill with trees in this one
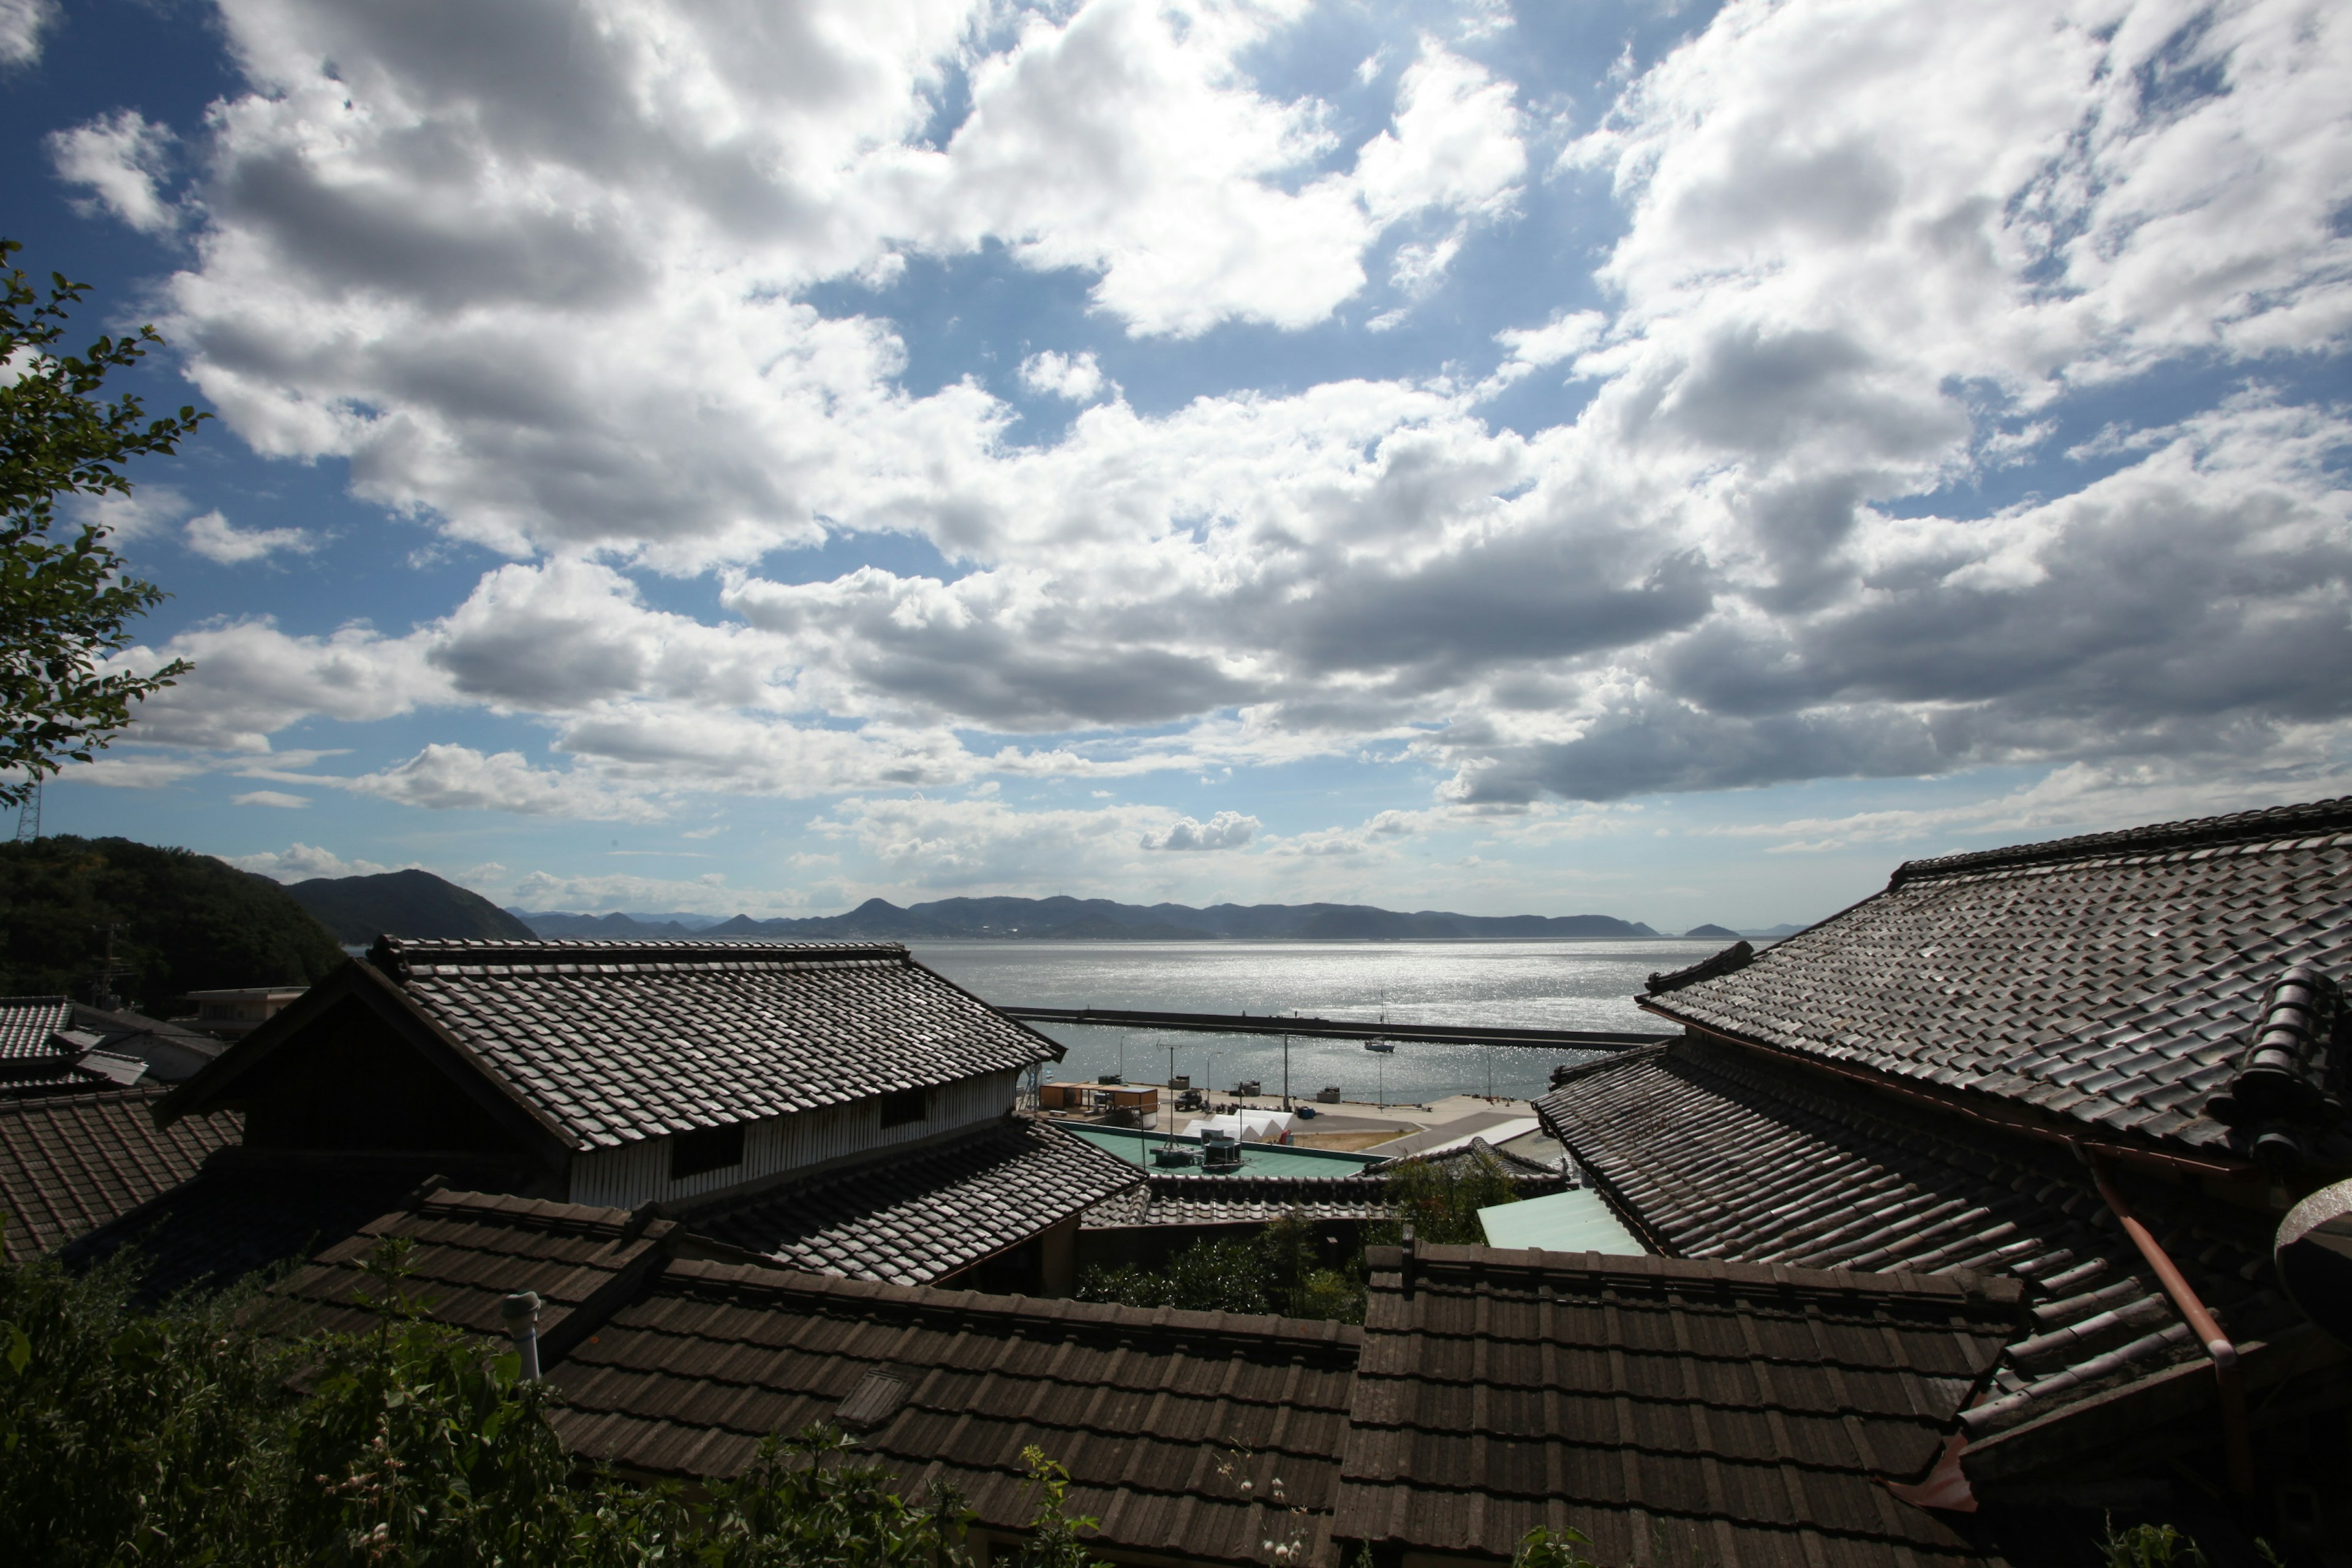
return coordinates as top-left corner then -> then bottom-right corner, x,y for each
0,835 -> 344,1012
285,867 -> 536,944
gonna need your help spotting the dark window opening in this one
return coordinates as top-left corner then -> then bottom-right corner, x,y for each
880,1087 -> 928,1128
669,1122 -> 745,1180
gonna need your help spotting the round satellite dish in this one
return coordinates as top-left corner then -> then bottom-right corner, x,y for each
2276,1177 -> 2352,1346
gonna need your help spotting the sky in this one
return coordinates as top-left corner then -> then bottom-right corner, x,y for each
3,0 -> 2348,932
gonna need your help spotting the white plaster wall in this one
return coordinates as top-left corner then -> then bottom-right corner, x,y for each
567,1068 -> 1016,1209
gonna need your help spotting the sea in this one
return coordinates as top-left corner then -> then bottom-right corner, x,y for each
910,938 -> 1730,1106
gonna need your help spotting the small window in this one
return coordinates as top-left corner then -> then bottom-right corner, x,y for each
669,1123 -> 745,1180
879,1088 -> 928,1128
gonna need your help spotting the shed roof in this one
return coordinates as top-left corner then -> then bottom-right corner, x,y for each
1079,1154 -> 1571,1231
1534,1038 -> 2289,1438
260,1189 -> 677,1354
0,1087 -> 239,1263
167,938 -> 1062,1152
688,1117 -> 1141,1285
1640,796 -> 2352,1155
554,1258 -> 1362,1567
1332,1243 -> 2020,1567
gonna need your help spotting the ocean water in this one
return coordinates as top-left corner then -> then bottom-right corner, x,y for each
910,938 -> 1728,1107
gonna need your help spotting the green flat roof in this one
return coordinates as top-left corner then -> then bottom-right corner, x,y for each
1062,1123 -> 1389,1177
1476,1188 -> 1648,1256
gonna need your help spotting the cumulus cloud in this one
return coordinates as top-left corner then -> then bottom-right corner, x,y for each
1019,350 -> 1107,402
183,510 -> 317,564
342,744 -> 666,821
230,843 -> 394,880
0,0 -> 53,67
59,0 -> 2352,835
48,109 -> 178,232
1140,809 -> 1259,850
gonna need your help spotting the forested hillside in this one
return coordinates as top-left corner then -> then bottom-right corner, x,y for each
0,836 -> 345,1012
286,867 -> 536,944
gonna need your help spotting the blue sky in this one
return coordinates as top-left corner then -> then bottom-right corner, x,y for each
5,0 -> 2348,932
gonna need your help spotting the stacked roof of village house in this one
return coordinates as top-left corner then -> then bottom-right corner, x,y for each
1331,1243 -> 2021,1568
263,1186 -> 2025,1568
0,997 -> 222,1097
0,1087 -> 239,1264
1542,796 -> 2352,1471
43,938 -> 1142,1294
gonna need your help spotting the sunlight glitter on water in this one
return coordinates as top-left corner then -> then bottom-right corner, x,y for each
910,938 -> 1727,1106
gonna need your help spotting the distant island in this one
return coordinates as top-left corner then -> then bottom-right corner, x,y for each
511,894 -> 1668,943
252,867 -> 1789,945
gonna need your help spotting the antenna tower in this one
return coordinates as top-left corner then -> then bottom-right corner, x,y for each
13,780 -> 39,843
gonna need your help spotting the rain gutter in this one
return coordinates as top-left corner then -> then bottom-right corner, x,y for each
2080,1147 -> 2255,1500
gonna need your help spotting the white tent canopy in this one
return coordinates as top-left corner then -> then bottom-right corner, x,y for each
1193,1109 -> 1295,1144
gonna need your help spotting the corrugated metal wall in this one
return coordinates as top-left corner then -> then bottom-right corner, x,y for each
567,1068 -> 1016,1209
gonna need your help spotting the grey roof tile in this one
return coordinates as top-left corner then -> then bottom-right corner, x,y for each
0,1087 -> 240,1263
1332,1244 -> 2018,1567
366,939 -> 1061,1150
693,1118 -> 1141,1284
1643,797 -> 2352,1152
1535,1039 -> 2289,1440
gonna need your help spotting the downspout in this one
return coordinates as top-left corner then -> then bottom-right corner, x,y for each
2079,1148 -> 2254,1499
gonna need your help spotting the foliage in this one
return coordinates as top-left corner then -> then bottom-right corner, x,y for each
1512,1525 -> 1600,1568
1076,1216 -> 1365,1322
0,1231 -> 297,1566
0,834 -> 347,1012
1075,1155 -> 1528,1323
2100,1519 -> 2211,1568
1013,1447 -> 1105,1568
2,239 -> 205,805
1371,1155 -> 1522,1247
0,1229 -> 1093,1566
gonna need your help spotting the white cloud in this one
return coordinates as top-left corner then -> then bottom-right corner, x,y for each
48,109 -> 177,232
1140,809 -> 1259,850
1019,349 -> 1107,402
67,484 -> 195,544
0,0 -> 54,67
342,744 -> 666,821
231,789 -> 311,808
1492,309 -> 1605,369
183,510 -> 317,564
230,843 -> 394,880
60,0 -> 2352,840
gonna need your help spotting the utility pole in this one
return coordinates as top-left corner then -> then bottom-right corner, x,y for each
13,780 -> 39,843
1282,1032 -> 1291,1109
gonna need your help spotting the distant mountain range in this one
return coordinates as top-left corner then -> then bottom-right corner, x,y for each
287,869 -> 537,945
510,895 -> 1667,942
268,870 -> 1793,947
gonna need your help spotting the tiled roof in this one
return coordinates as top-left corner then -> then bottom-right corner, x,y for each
1081,1156 -> 1570,1231
361,938 -> 1061,1150
1534,1039 -> 2288,1438
1640,796 -> 2352,1153
1084,1174 -> 1400,1229
1333,1243 -> 2020,1567
690,1117 -> 1142,1285
552,1257 -> 1362,1568
0,1087 -> 240,1262
0,996 -> 71,1061
261,1189 -> 675,1352
62,1162 -> 441,1303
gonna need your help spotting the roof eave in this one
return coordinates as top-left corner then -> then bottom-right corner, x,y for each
1637,1003 -> 2261,1184
156,957 -> 581,1164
